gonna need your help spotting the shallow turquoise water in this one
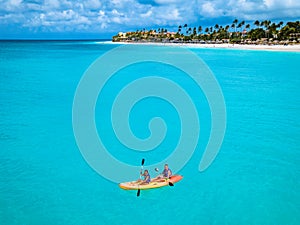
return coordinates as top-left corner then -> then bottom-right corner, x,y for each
0,41 -> 299,225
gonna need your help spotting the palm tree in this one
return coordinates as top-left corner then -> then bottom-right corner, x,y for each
254,20 -> 260,28
261,20 -> 271,37
231,23 -> 235,32
260,21 -> 264,28
214,24 -> 219,30
279,21 -> 284,29
244,24 -> 251,38
183,24 -> 188,34
263,20 -> 271,29
245,24 -> 250,31
269,22 -> 278,38
225,25 -> 230,38
233,19 -> 238,32
237,23 -> 242,31
178,25 -> 182,34
205,27 -> 209,33
198,26 -> 202,34
238,21 -> 245,32
193,27 -> 197,36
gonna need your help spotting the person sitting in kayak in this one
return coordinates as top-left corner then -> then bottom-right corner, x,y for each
152,164 -> 172,182
140,170 -> 151,184
162,164 -> 172,178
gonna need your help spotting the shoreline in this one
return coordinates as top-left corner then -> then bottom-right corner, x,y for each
98,41 -> 300,52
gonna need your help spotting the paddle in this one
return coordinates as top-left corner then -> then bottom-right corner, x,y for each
154,168 -> 174,187
137,158 -> 145,197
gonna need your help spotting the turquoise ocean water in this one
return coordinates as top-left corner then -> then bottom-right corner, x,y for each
0,41 -> 299,225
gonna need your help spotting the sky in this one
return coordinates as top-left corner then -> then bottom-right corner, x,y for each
0,0 -> 300,39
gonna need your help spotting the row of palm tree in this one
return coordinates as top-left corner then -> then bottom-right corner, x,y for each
175,20 -> 291,40
112,19 -> 300,44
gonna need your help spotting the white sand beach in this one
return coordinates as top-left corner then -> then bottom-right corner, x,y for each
99,41 -> 300,52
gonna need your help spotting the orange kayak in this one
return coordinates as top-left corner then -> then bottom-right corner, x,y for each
119,175 -> 183,190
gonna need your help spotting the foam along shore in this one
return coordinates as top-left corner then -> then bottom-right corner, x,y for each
98,41 -> 300,52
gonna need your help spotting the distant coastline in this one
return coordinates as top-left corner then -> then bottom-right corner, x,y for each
101,41 -> 300,52
112,20 -> 300,48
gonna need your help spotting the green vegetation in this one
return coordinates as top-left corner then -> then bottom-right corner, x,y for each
112,20 -> 300,45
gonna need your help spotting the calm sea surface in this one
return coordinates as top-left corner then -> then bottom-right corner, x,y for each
0,41 -> 299,225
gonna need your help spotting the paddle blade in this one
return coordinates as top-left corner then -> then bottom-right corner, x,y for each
141,159 -> 145,166
137,189 -> 141,197
169,182 -> 174,186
